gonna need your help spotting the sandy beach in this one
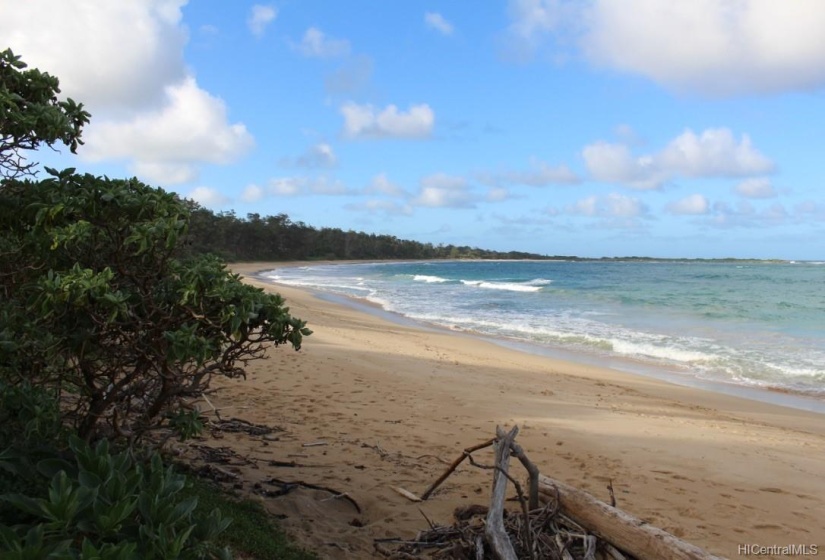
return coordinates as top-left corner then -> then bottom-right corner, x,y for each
190,262 -> 825,559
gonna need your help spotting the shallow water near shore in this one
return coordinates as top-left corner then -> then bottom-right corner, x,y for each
259,260 -> 825,410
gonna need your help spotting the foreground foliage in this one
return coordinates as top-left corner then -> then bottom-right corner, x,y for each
1,48 -> 312,559
1,169 -> 310,441
0,384 -> 230,559
184,479 -> 317,560
0,48 -> 89,179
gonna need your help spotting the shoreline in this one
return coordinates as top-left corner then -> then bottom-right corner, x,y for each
252,261 -> 825,416
206,262 -> 825,559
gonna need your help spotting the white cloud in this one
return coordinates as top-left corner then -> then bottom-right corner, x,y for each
266,176 -> 351,197
241,184 -> 266,203
506,0 -> 562,41
567,192 -> 648,218
705,199 -> 791,228
734,177 -> 776,199
413,173 -> 477,208
83,77 -> 254,184
487,188 -> 510,202
346,199 -> 413,216
583,128 -> 774,189
582,142 -> 663,190
666,194 -> 710,215
477,158 -> 580,187
0,0 -> 255,185
294,27 -> 351,58
425,12 -> 454,36
658,129 -> 774,177
505,0 -> 825,95
365,173 -> 406,197
0,0 -> 187,110
341,102 -> 435,139
132,162 -> 197,185
188,186 -> 230,207
281,143 -> 337,169
248,5 -> 277,37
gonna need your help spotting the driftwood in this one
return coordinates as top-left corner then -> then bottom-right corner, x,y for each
383,425 -> 724,560
420,437 -> 496,500
538,476 -> 724,560
485,426 -> 519,560
393,486 -> 424,502
255,477 -> 363,514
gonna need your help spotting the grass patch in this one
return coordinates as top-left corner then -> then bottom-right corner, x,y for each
186,476 -> 318,560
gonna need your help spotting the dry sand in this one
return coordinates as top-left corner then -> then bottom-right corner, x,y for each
189,262 -> 825,559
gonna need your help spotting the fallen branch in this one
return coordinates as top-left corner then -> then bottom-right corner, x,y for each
420,437 -> 496,500
538,475 -> 724,560
256,477 -> 362,514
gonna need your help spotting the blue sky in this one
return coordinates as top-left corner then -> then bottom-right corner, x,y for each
3,1 -> 825,259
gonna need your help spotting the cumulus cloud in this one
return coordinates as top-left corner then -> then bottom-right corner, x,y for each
188,186 -> 230,207
265,176 -> 352,197
246,175 -> 367,201
477,158 -> 580,187
248,5 -> 277,37
658,129 -> 774,177
0,0 -> 187,110
280,143 -> 337,169
365,173 -> 407,197
346,199 -> 413,216
412,173 -> 477,208
341,102 -> 435,139
293,27 -> 351,58
582,142 -> 663,190
487,188 -> 510,202
83,77 -> 254,184
734,177 -> 777,199
425,12 -> 454,36
504,0 -> 825,95
706,199 -> 791,228
665,193 -> 710,215
241,184 -> 266,203
505,0 -> 563,44
583,128 -> 774,189
567,192 -> 648,218
0,0 -> 255,185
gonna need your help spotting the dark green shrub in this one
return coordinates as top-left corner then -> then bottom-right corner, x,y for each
0,436 -> 232,559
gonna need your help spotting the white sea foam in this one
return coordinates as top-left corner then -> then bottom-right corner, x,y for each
460,280 -> 543,292
413,274 -> 449,283
610,339 -> 716,364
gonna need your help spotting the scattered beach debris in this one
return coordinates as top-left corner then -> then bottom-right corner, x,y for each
255,477 -> 362,514
378,425 -> 724,560
302,440 -> 328,447
190,444 -> 253,466
212,417 -> 281,436
392,486 -> 423,502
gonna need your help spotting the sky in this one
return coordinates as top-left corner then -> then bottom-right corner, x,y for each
2,1 -> 825,260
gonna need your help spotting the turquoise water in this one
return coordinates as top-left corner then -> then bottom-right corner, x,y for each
260,260 -> 825,397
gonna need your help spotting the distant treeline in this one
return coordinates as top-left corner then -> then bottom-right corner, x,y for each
184,205 -> 552,261
183,204 -> 787,263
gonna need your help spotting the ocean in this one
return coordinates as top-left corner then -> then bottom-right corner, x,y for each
259,260 -> 825,405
